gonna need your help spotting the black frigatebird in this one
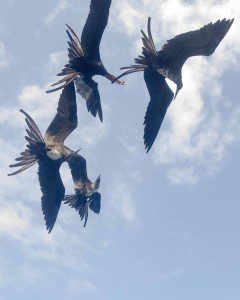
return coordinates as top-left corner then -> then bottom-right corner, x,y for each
8,82 -> 101,232
64,153 -> 101,227
46,0 -> 124,122
114,17 -> 234,152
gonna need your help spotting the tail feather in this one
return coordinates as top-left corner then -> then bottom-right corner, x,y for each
113,17 -> 158,82
111,67 -> 146,83
9,158 -> 36,168
46,24 -> 84,94
26,129 -> 40,143
8,160 -> 38,176
15,155 -> 36,161
8,110 -> 45,176
46,72 -> 79,93
66,24 -> 84,57
20,109 -> 44,142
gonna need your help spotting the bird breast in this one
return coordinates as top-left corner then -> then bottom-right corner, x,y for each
46,148 -> 62,160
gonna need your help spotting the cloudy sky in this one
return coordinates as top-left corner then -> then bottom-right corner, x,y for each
0,0 -> 240,299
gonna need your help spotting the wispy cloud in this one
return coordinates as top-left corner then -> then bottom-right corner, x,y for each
0,41 -> 9,70
44,0 -> 72,26
109,175 -> 137,222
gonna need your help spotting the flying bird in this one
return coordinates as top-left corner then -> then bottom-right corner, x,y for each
8,83 -> 101,232
113,17 -> 234,152
64,153 -> 101,227
46,0 -> 124,122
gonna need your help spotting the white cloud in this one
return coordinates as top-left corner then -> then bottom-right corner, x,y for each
113,0 -> 240,184
109,177 -> 137,222
44,0 -> 72,26
0,41 -> 9,70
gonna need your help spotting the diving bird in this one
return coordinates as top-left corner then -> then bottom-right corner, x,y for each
64,153 -> 101,227
46,0 -> 124,122
114,17 -> 234,152
8,82 -> 101,232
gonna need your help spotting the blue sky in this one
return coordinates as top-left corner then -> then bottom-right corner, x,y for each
0,0 -> 240,299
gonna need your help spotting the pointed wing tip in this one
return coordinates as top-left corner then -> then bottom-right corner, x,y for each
98,113 -> 103,123
144,144 -> 152,153
47,227 -> 53,234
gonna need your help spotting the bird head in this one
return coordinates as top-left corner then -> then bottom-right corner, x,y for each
86,175 -> 101,197
94,175 -> 101,190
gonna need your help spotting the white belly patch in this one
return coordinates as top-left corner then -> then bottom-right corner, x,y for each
47,149 -> 62,160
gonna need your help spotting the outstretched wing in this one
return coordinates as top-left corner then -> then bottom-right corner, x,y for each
159,18 -> 234,65
44,82 -> 77,145
143,69 -> 174,153
81,0 -> 112,60
67,153 -> 91,188
75,76 -> 103,122
38,158 -> 65,233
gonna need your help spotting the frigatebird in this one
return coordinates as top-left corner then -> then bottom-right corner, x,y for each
8,82 -> 101,232
114,17 -> 234,152
46,0 -> 124,122
64,153 -> 101,227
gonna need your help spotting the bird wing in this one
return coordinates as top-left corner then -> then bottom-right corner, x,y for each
44,82 -> 77,146
75,76 -> 103,122
67,153 -> 91,188
159,19 -> 234,65
89,192 -> 101,214
143,69 -> 174,153
81,0 -> 112,60
38,158 -> 65,233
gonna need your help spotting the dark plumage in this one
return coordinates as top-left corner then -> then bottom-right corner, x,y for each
8,83 -> 101,232
64,153 -> 101,227
114,17 -> 234,152
46,0 -> 124,122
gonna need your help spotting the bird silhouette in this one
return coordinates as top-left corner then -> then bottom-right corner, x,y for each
46,0 -> 124,122
114,17 -> 234,152
64,154 -> 101,227
8,83 -> 101,232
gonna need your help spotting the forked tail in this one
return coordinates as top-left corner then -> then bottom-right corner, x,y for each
8,109 -> 45,176
46,24 -> 84,93
112,17 -> 158,83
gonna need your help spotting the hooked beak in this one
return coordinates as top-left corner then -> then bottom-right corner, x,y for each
73,148 -> 82,154
174,86 -> 181,99
94,175 -> 101,190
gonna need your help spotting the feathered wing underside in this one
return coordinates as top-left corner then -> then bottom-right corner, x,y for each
159,18 -> 234,65
75,76 -> 103,122
8,110 -> 45,176
67,153 -> 91,187
143,69 -> 174,153
46,25 -> 84,93
81,0 -> 112,60
38,159 -> 65,233
44,82 -> 78,145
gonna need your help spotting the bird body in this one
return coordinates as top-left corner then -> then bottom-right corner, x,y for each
114,17 -> 234,152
